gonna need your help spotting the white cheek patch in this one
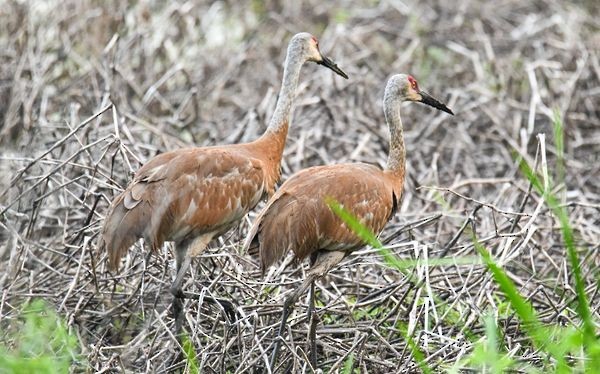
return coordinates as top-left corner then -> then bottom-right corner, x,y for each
312,48 -> 322,61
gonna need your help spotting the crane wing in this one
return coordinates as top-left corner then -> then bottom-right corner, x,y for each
99,147 -> 266,270
245,163 -> 400,272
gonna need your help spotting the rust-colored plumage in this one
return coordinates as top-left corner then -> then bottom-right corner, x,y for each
100,137 -> 284,271
247,163 -> 402,271
244,74 -> 453,369
97,32 -> 347,333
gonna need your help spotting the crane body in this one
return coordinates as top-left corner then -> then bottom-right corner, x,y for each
98,32 -> 348,335
244,74 -> 453,369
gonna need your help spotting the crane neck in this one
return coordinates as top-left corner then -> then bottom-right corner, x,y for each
383,94 -> 406,179
251,45 -> 305,194
261,46 -> 305,146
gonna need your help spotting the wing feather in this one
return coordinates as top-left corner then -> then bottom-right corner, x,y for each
99,146 -> 267,271
247,163 -> 401,272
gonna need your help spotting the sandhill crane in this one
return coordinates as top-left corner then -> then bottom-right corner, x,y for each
244,74 -> 453,369
98,32 -> 348,334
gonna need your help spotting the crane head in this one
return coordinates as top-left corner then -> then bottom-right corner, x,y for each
391,74 -> 453,115
292,32 -> 348,79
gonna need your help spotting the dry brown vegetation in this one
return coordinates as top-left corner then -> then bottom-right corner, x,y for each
1,0 -> 599,373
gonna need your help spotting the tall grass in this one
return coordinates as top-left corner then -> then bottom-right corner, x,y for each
327,124 -> 600,371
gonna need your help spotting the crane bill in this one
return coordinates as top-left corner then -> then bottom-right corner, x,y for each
317,55 -> 349,79
419,91 -> 454,115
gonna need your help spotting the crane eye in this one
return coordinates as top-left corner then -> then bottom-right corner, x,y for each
408,76 -> 419,91
311,36 -> 319,47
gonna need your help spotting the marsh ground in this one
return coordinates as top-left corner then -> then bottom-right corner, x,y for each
1,0 -> 599,372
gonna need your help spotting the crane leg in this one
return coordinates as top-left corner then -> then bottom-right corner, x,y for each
171,255 -> 191,298
269,250 -> 345,370
306,252 -> 318,321
170,234 -> 213,338
269,274 -> 316,371
171,251 -> 191,337
307,279 -> 315,321
308,281 -> 318,370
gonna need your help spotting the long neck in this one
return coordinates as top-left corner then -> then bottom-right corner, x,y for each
261,47 -> 304,145
252,46 -> 304,195
383,94 -> 406,178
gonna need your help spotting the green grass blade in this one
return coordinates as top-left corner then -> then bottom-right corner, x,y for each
327,198 -> 395,275
326,198 -> 479,346
341,353 -> 355,374
519,159 -> 596,351
397,321 -> 433,374
182,335 -> 199,374
473,239 -> 570,371
326,198 -> 382,248
327,199 -> 437,372
552,108 -> 565,191
466,314 -> 514,373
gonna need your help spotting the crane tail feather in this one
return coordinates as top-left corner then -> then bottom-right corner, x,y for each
98,192 -> 153,272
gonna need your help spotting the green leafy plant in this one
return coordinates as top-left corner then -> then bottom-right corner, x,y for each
341,353 -> 356,374
450,126 -> 600,372
518,152 -> 600,370
0,299 -> 80,373
182,334 -> 200,374
452,314 -> 514,374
